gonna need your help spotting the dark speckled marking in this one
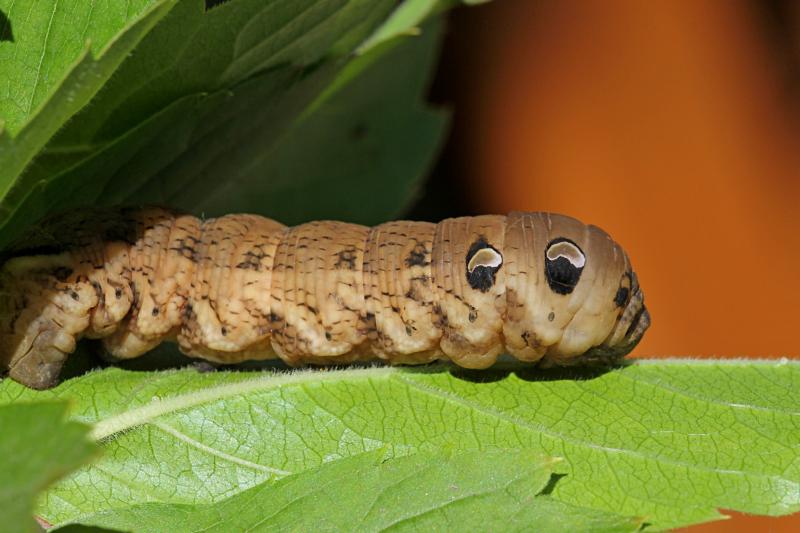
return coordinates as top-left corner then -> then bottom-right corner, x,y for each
614,286 -> 629,307
405,242 -> 430,267
335,247 -> 357,270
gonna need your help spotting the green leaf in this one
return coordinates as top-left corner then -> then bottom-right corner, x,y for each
0,0 -> 451,249
357,0 -> 444,53
0,402 -> 97,533
0,0 -> 177,212
60,450 -> 641,533
355,0 -> 492,54
0,0 -> 161,134
1,360 -> 797,530
46,0 -> 399,147
169,18 -> 447,225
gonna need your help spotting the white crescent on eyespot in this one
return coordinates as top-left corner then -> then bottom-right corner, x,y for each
467,247 -> 503,273
546,241 -> 585,268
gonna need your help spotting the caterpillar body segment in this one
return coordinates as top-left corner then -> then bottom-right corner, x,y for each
0,208 -> 649,389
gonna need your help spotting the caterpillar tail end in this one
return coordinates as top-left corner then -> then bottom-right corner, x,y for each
0,256 -> 93,390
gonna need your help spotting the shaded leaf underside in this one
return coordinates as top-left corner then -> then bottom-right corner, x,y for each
0,0 -> 449,249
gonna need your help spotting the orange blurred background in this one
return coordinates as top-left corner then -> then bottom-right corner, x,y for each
416,1 -> 800,530
422,0 -> 800,360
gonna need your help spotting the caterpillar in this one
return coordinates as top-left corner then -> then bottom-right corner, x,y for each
0,208 -> 649,389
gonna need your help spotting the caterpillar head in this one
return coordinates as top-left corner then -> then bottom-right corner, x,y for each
503,212 -> 649,366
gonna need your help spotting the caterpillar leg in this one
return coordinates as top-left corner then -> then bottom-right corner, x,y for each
0,255 -> 99,389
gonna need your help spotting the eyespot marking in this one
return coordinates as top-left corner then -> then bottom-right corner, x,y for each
465,238 -> 503,292
544,238 -> 585,295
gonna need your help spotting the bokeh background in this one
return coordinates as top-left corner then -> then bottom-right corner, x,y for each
411,2 -> 800,530
413,0 -> 800,360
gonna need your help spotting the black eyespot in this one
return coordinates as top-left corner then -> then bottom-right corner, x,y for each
544,238 -> 585,295
614,286 -> 630,307
465,238 -> 503,293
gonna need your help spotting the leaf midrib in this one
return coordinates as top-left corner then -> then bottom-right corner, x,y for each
90,367 -> 397,440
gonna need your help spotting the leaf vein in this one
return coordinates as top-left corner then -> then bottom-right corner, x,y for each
393,374 -> 799,485
150,420 -> 290,476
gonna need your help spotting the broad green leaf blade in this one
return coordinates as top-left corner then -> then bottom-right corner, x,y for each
0,402 -> 97,533
167,19 -> 447,224
47,0 -> 398,147
0,0 -> 159,134
1,360 -> 797,529
59,450 -> 641,533
0,66 -> 324,251
0,0 -> 448,248
0,0 -> 176,207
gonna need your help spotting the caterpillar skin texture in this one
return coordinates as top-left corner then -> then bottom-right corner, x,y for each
0,208 -> 649,389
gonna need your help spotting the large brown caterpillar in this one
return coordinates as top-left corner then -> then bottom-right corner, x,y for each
0,208 -> 649,389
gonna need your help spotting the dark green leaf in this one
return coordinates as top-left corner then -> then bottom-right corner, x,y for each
0,0 -> 448,248
0,1 -> 176,219
0,402 -> 97,533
